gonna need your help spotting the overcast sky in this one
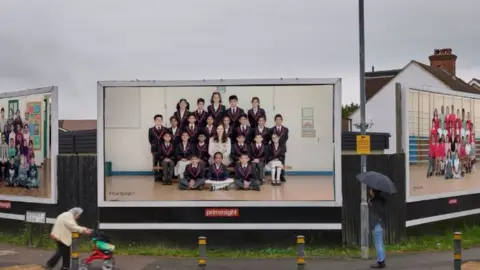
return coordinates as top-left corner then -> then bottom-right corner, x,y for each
0,0 -> 479,119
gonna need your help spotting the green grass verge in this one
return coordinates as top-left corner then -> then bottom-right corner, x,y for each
0,224 -> 479,258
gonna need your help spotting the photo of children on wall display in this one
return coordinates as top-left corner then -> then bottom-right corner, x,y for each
0,93 -> 52,199
426,106 -> 475,179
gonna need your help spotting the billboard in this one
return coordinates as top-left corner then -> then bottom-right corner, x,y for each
406,88 -> 480,200
0,86 -> 59,204
97,79 -> 342,207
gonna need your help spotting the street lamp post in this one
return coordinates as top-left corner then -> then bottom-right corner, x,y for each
358,0 -> 369,260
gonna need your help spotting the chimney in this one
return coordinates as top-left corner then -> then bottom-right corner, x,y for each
371,65 -> 375,72
429,48 -> 457,75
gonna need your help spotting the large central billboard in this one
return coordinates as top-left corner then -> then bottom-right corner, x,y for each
97,79 -> 342,207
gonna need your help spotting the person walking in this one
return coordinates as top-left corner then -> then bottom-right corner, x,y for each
44,207 -> 92,270
369,188 -> 387,268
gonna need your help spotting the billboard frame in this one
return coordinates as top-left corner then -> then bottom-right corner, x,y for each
97,78 -> 342,207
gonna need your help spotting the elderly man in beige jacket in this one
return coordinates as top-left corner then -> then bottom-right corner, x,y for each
43,207 -> 92,270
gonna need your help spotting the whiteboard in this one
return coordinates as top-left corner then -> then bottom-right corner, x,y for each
105,87 -> 141,129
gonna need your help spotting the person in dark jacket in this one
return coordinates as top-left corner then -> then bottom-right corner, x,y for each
369,188 -> 386,268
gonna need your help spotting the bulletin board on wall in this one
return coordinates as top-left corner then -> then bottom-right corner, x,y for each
27,102 -> 42,150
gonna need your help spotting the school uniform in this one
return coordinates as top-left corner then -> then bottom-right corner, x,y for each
205,163 -> 234,191
173,110 -> 190,129
193,110 -> 208,126
178,163 -> 206,190
168,126 -> 181,146
230,142 -> 249,164
247,108 -> 266,128
194,142 -> 210,165
234,163 -> 261,191
184,124 -> 201,144
270,125 -> 289,181
203,125 -> 216,141
235,125 -> 254,144
266,143 -> 286,185
174,142 -> 193,178
224,107 -> 245,127
249,143 -> 267,183
254,126 -> 270,145
148,125 -> 167,167
207,104 -> 226,125
224,125 -> 236,144
157,142 -> 176,184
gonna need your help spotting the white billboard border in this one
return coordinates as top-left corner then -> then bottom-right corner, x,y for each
0,86 -> 59,204
97,78 -> 342,207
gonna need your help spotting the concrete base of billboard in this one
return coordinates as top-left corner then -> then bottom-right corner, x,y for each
105,175 -> 334,201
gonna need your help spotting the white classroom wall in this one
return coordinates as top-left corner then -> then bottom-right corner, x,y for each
0,94 -> 47,165
104,85 -> 334,173
349,62 -> 453,154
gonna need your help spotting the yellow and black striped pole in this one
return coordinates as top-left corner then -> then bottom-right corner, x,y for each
297,235 -> 305,270
198,236 -> 207,269
453,232 -> 462,270
71,232 -> 80,270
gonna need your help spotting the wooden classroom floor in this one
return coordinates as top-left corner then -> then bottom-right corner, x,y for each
0,160 -> 51,198
105,176 -> 334,201
410,164 -> 480,196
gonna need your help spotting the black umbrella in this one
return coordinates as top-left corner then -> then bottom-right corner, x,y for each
356,171 -> 397,194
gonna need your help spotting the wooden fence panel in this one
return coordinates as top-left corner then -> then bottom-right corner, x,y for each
341,154 -> 406,246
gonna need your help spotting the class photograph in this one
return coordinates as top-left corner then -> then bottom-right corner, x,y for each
0,90 -> 55,201
408,89 -> 480,198
102,80 -> 341,202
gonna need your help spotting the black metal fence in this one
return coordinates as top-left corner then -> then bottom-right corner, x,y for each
341,154 -> 406,246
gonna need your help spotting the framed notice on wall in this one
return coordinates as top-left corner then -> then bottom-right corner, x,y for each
27,102 -> 42,150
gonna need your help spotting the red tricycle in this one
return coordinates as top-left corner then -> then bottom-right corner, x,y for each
79,231 -> 115,270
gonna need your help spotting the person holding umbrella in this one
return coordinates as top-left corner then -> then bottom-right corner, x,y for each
369,188 -> 386,268
357,171 -> 396,269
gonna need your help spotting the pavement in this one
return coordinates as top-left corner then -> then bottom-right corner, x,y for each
0,244 -> 479,270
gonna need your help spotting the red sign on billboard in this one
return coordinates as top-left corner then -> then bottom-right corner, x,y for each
205,208 -> 239,217
0,201 -> 11,209
448,198 -> 458,205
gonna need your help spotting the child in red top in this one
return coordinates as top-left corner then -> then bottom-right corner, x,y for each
466,112 -> 473,133
433,109 -> 440,130
448,106 -> 456,127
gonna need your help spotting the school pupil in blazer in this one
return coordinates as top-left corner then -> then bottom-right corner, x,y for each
248,96 -> 266,129
222,116 -> 236,144
234,154 -> 261,191
174,132 -> 193,178
157,133 -> 176,185
255,115 -> 270,145
173,98 -> 191,129
205,152 -> 234,191
266,133 -> 286,186
178,155 -> 206,190
184,114 -> 201,144
235,114 -> 254,143
270,114 -> 289,182
148,114 -> 167,165
203,115 -> 216,140
230,133 -> 249,164
193,98 -> 208,126
225,95 -> 244,128
194,132 -> 210,165
249,134 -> 267,183
168,116 -> 181,146
207,92 -> 226,125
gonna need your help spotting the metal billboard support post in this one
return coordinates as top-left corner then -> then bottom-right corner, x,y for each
358,0 -> 370,260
